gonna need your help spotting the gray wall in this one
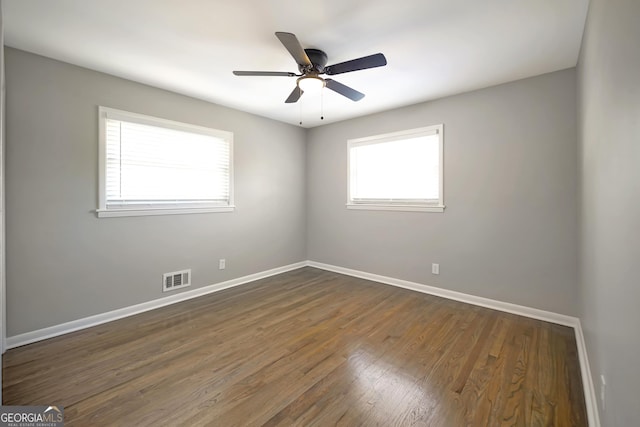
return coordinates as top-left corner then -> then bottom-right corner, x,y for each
5,49 -> 582,343
1,0 -> 5,403
307,69 -> 579,316
578,0 -> 640,424
5,48 -> 307,336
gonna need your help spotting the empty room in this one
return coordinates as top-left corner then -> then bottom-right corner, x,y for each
0,0 -> 638,425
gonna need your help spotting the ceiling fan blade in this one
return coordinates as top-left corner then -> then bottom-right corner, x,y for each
275,32 -> 312,66
285,86 -> 304,103
233,71 -> 296,77
325,53 -> 387,76
325,79 -> 365,101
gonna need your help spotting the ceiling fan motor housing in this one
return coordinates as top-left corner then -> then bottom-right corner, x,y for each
301,48 -> 328,74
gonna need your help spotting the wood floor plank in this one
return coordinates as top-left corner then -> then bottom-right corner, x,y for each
3,267 -> 587,426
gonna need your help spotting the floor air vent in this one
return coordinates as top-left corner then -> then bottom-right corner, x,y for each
163,269 -> 191,292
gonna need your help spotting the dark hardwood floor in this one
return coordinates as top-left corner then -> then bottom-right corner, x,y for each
3,267 -> 587,426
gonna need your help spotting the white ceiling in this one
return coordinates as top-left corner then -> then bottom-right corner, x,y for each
3,0 -> 589,128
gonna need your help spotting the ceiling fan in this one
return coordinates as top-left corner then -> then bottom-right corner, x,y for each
233,32 -> 387,103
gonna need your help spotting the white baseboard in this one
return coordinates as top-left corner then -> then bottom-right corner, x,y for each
6,259 -> 599,426
307,261 -> 578,327
306,260 -> 600,427
573,321 -> 601,427
5,261 -> 307,349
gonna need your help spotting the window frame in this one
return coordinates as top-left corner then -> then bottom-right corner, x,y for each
97,106 -> 235,218
346,124 -> 445,212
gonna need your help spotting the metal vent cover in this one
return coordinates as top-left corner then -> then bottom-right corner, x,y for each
162,269 -> 191,292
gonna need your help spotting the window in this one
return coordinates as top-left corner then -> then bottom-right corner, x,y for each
347,124 -> 444,212
97,107 -> 234,217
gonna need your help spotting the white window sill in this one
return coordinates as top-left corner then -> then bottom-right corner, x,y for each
346,203 -> 445,213
96,206 -> 235,218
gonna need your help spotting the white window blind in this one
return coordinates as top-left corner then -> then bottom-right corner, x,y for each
347,125 -> 444,212
98,107 -> 234,217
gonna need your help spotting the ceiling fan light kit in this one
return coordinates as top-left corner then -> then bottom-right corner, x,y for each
297,76 -> 325,93
233,32 -> 387,105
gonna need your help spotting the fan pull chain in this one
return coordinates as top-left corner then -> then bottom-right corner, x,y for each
321,87 -> 324,121
299,98 -> 303,126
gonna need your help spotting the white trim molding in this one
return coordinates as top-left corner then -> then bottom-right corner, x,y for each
307,261 -> 577,326
347,124 -> 445,212
346,203 -> 445,213
96,206 -> 235,218
6,261 -> 306,349
5,260 -> 599,426
573,321 -> 601,427
97,106 -> 235,218
306,261 -> 600,427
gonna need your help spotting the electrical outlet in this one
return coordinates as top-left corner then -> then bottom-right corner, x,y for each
219,259 -> 226,270
600,374 -> 606,412
432,263 -> 440,275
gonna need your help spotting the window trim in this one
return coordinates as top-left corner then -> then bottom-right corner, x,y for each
97,106 -> 235,218
346,124 -> 445,213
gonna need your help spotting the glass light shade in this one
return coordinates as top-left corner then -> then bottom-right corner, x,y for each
297,76 -> 325,93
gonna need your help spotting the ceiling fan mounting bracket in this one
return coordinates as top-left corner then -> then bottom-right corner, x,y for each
300,48 -> 328,74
